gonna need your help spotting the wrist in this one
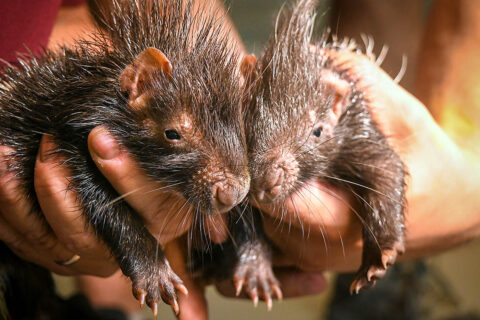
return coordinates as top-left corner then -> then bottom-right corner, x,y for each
457,150 -> 480,238
404,121 -> 480,259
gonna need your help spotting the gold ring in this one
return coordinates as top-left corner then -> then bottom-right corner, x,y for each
55,254 -> 81,266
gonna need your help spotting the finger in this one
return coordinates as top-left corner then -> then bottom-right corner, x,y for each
262,213 -> 363,272
88,126 -> 164,216
177,279 -> 208,320
88,126 -> 193,243
76,270 -> 141,314
257,180 -> 353,233
0,145 -> 75,265
35,135 -> 117,276
215,267 -> 327,299
0,214 -> 76,275
326,49 -> 429,146
165,239 -> 208,320
204,214 -> 229,244
273,268 -> 327,298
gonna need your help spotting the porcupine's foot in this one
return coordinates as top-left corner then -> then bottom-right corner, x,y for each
131,261 -> 188,317
233,256 -> 282,310
350,240 -> 405,294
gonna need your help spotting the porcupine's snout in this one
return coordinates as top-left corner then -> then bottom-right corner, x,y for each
252,151 -> 299,203
211,180 -> 248,213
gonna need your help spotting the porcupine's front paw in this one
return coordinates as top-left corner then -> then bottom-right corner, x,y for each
131,261 -> 188,317
350,240 -> 405,294
233,255 -> 283,310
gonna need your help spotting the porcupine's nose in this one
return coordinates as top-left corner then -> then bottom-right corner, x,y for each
212,182 -> 247,214
254,153 -> 298,203
255,166 -> 284,202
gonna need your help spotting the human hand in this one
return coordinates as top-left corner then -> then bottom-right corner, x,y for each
0,135 -> 116,276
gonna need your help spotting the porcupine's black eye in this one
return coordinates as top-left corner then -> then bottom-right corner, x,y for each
165,129 -> 181,141
313,127 -> 322,137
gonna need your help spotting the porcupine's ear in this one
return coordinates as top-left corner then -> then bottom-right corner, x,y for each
320,68 -> 351,120
240,54 -> 258,109
120,47 -> 173,109
240,54 -> 257,88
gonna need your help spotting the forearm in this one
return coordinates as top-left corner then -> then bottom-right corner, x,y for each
403,130 -> 480,259
407,0 -> 480,256
376,80 -> 480,259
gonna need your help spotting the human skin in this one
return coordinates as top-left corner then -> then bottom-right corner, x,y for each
415,0 -> 480,156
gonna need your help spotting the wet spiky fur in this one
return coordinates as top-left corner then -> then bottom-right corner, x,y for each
245,0 -> 407,292
0,0 -> 249,313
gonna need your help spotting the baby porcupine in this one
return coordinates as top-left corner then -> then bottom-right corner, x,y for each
241,0 -> 406,293
0,0 -> 255,315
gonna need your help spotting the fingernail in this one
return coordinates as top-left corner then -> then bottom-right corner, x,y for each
90,127 -> 120,160
39,135 -> 56,162
301,273 -> 327,293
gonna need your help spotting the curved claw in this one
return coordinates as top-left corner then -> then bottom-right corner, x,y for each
139,292 -> 146,307
265,293 -> 273,311
175,283 -> 189,296
235,279 -> 244,296
151,302 -> 158,318
171,298 -> 180,315
249,287 -> 259,307
367,266 -> 386,282
350,277 -> 374,294
253,294 -> 259,308
272,284 -> 283,301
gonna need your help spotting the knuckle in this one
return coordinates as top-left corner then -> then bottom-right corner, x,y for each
0,176 -> 23,205
24,227 -> 57,250
63,232 -> 96,254
33,169 -> 56,196
7,237 -> 27,256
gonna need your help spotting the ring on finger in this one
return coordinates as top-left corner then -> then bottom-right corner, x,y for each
55,254 -> 81,266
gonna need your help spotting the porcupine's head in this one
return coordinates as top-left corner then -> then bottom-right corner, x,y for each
242,0 -> 354,205
102,0 -> 249,217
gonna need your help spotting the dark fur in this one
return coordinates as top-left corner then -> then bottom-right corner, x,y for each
192,205 -> 275,285
245,0 -> 406,290
0,0 -> 249,312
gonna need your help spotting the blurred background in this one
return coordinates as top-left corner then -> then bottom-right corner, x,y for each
51,0 -> 480,319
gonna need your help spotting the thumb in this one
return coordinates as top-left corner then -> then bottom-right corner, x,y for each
177,278 -> 208,320
165,238 -> 209,320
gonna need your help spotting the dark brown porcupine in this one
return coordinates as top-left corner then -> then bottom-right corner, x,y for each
242,0 -> 407,294
0,0 -> 258,316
